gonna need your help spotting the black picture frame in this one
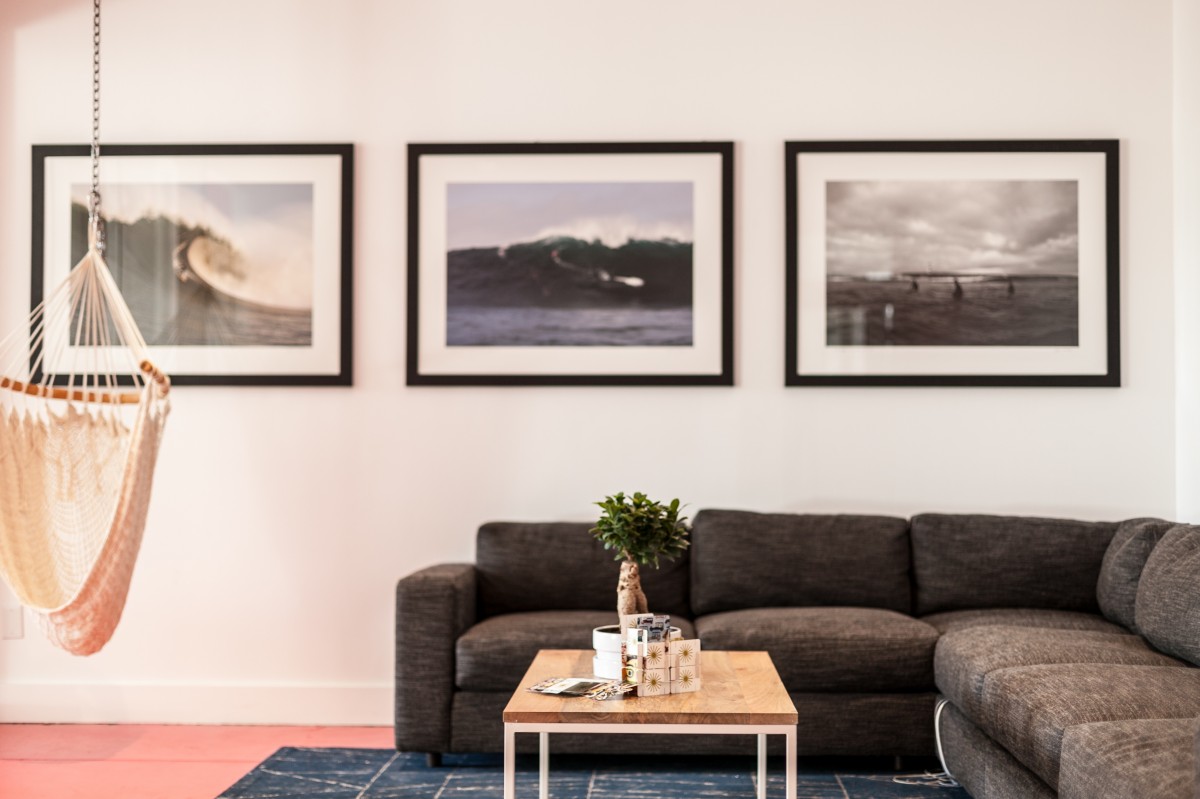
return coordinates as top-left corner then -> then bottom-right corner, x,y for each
784,139 -> 1120,387
406,141 -> 734,386
32,143 -> 354,387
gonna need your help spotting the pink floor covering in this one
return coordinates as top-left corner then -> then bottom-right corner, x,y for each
0,724 -> 394,799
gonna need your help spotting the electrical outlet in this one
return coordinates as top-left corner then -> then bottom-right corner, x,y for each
2,606 -> 24,640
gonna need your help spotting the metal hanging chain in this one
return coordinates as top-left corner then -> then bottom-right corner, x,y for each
88,0 -> 104,254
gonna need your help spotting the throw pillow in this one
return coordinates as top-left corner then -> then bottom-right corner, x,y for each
1135,524 -> 1200,666
1096,517 -> 1174,632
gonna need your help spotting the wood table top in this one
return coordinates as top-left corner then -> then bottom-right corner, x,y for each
503,649 -> 798,726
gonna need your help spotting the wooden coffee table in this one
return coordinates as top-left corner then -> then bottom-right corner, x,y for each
503,649 -> 797,799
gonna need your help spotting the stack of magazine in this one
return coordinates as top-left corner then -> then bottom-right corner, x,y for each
526,676 -> 633,701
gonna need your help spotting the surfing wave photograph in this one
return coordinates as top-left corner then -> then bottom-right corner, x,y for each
825,179 -> 1080,347
445,181 -> 694,347
69,181 -> 315,347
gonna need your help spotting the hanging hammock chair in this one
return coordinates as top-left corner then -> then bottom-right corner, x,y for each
0,223 -> 170,655
0,0 -> 170,655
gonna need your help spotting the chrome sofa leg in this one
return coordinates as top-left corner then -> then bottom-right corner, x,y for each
934,698 -> 954,780
891,700 -> 960,789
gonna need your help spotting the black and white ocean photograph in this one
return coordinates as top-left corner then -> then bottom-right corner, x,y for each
445,181 -> 694,347
825,180 -> 1080,347
69,182 -> 315,347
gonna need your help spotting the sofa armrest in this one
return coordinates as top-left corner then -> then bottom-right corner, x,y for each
394,563 -> 477,753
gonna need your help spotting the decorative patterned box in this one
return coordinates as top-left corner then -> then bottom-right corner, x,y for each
674,639 -> 700,667
637,669 -> 669,696
620,613 -> 656,631
640,641 -> 668,669
671,665 -> 701,693
618,617 -> 702,696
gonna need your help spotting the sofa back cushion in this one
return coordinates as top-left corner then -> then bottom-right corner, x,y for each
911,513 -> 1117,616
476,522 -> 690,618
1135,524 -> 1200,666
689,509 -> 911,616
1096,517 -> 1175,632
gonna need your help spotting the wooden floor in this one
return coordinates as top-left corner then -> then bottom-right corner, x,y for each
0,723 -> 394,799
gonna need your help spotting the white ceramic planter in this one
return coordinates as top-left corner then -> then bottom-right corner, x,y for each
592,654 -> 623,679
592,625 -> 625,678
592,624 -> 624,652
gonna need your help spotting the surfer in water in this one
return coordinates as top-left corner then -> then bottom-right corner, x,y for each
952,278 -> 964,299
550,249 -> 645,288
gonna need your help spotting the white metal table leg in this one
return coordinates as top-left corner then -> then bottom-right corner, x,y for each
503,721 -> 797,798
504,723 -> 516,799
785,727 -> 796,799
757,733 -> 767,799
539,732 -> 549,799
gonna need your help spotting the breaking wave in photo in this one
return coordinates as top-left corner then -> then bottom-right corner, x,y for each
445,235 -> 694,347
70,199 -> 313,347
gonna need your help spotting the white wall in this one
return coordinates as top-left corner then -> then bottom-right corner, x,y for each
1175,0 -> 1200,521
0,0 -> 1178,723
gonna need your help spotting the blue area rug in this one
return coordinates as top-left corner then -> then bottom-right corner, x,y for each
217,747 -> 970,798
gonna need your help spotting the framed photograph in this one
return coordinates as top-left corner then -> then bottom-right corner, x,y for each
407,142 -> 733,386
33,143 -> 354,386
785,140 -> 1119,387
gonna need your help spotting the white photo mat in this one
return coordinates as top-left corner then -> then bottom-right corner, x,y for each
409,146 -> 731,384
37,148 -> 349,384
789,146 -> 1116,384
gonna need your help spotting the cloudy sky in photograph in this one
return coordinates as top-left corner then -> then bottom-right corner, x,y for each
447,181 -> 693,250
825,180 -> 1078,278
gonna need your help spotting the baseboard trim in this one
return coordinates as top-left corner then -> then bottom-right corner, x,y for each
0,681 -> 393,725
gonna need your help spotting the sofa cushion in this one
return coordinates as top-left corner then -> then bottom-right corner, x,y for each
936,626 -> 1185,720
1136,524 -> 1200,666
911,513 -> 1117,616
939,701 -> 1056,799
921,607 -> 1127,636
1096,517 -> 1174,632
689,510 -> 911,616
475,522 -> 690,618
695,607 -> 938,692
456,610 -> 695,691
978,663 -> 1200,789
1059,718 -> 1198,799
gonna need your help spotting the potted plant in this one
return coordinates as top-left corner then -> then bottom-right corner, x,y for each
588,492 -> 690,676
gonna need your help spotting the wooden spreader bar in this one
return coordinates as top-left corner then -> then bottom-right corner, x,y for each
0,360 -> 169,405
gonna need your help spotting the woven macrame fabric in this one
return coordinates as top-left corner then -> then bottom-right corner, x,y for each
0,240 -> 170,655
0,386 -> 167,655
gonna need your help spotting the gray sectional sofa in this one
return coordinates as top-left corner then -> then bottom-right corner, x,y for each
934,517 -> 1200,799
395,510 -> 1199,798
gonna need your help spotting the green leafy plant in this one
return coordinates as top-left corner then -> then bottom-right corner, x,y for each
590,491 -> 690,621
